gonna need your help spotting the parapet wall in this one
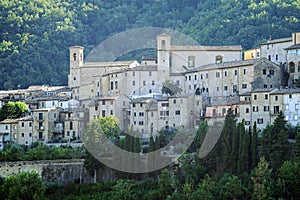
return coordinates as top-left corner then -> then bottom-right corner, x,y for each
0,159 -> 93,184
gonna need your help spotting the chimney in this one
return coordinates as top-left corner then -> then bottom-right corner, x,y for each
292,32 -> 300,45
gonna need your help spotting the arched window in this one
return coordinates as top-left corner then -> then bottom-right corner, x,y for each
73,53 -> 77,61
195,88 -> 201,95
289,62 -> 295,73
161,40 -> 166,49
216,55 -> 223,63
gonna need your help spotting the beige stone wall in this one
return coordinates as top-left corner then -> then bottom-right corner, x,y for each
17,120 -> 34,146
251,91 -> 272,130
260,39 -> 292,64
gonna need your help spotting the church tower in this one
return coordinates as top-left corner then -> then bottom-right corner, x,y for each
157,34 -> 171,80
68,46 -> 84,89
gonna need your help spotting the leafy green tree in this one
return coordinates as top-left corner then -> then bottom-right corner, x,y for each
161,80 -> 182,96
2,171 -> 46,200
0,101 -> 28,121
1,143 -> 25,161
251,157 -> 273,200
157,169 -> 176,199
191,174 -> 217,200
219,174 -> 245,200
277,161 -> 300,199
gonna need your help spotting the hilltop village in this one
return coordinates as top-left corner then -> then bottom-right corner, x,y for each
0,32 -> 300,148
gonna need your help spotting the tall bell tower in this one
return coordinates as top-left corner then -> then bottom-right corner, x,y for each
157,34 -> 171,80
68,46 -> 84,89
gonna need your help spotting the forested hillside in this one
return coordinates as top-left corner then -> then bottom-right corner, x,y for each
1,0 -> 300,89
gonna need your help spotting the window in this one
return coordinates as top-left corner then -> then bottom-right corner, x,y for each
224,71 -> 227,76
54,113 -> 57,118
95,106 -> 98,111
263,69 -> 266,75
188,56 -> 195,67
38,113 -> 43,120
151,112 -> 154,117
102,100 -> 105,105
206,73 -> 208,78
29,122 -> 32,127
200,74 -> 203,79
254,95 -> 257,100
217,87 -> 219,92
246,108 -> 250,113
264,84 -> 268,88
73,53 -> 77,61
194,75 -> 197,80
265,94 -> 268,100
289,94 -> 292,98
245,96 -> 251,101
143,80 -> 146,86
189,76 -> 191,81
234,70 -> 237,75
115,81 -> 118,89
140,103 -> 143,107
274,106 -> 280,114
216,72 -> 220,77
175,110 -> 180,115
133,72 -> 135,76
243,69 -> 247,74
132,81 -> 135,86
268,55 -> 271,60
276,54 -> 278,61
295,115 -> 298,121
233,85 -> 237,93
224,86 -> 228,91
257,118 -> 263,124
29,133 -> 32,137
70,122 -> 73,130
22,133 -> 24,137
253,106 -> 258,112
110,110 -> 113,115
285,104 -> 289,110
296,104 -> 299,110
102,110 -> 106,117
152,80 -> 155,85
275,96 -> 278,101
139,112 -> 144,117
21,122 -> 24,127
242,84 -> 247,89
39,132 -> 43,139
133,103 -> 136,107
264,106 -> 269,111
269,70 -> 274,75
173,99 -> 176,104
216,55 -> 223,63
139,121 -> 144,125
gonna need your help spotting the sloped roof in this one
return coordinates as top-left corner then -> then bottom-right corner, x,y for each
171,45 -> 242,51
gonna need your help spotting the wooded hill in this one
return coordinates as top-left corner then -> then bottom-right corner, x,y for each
1,0 -> 300,89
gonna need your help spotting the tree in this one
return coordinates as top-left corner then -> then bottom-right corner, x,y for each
188,120 -> 208,153
2,171 -> 46,200
219,174 -> 245,200
251,157 -> 273,200
277,161 -> 300,199
157,169 -> 176,199
191,175 -> 217,200
0,101 -> 28,121
161,80 -> 182,96
250,122 -> 259,169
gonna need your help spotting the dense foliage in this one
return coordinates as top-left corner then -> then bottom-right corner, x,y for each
0,101 -> 28,121
0,142 -> 85,161
1,111 -> 300,199
1,0 -> 300,89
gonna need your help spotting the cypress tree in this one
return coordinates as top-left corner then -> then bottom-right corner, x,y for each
251,122 -> 259,169
219,109 -> 236,172
231,121 -> 239,174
